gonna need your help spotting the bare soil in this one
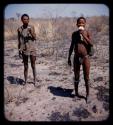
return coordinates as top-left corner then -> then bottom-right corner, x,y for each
4,39 -> 109,121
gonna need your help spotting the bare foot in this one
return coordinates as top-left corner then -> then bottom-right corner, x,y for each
72,94 -> 80,101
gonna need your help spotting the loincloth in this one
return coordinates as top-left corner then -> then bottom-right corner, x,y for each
74,53 -> 89,65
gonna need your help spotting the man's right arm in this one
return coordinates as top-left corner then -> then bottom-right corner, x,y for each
68,33 -> 75,66
17,28 -> 22,58
17,28 -> 21,50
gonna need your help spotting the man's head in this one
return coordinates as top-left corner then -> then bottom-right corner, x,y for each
76,17 -> 86,29
21,14 -> 29,25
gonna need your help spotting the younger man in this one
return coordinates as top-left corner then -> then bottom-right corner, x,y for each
68,17 -> 93,103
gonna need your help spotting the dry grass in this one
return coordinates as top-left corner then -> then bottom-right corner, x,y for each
4,16 -> 109,42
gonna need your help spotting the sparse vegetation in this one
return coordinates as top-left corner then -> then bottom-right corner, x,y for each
4,16 -> 109,60
4,15 -> 109,121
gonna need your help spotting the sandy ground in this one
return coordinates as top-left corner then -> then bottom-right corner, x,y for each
4,40 -> 109,121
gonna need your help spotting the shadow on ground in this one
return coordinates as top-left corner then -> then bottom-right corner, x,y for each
48,86 -> 74,98
7,76 -> 24,85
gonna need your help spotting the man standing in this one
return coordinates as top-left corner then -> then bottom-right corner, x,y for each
68,17 -> 93,103
17,14 -> 36,85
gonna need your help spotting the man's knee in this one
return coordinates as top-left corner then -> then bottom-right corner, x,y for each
75,76 -> 79,81
74,70 -> 80,80
83,69 -> 89,82
84,77 -> 89,83
74,73 -> 80,83
31,63 -> 35,69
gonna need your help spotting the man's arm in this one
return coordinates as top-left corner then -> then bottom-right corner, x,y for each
17,28 -> 22,58
17,29 -> 21,50
28,26 -> 36,40
68,33 -> 75,66
80,30 -> 93,46
87,31 -> 93,46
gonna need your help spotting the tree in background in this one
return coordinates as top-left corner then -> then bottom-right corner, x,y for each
16,13 -> 21,20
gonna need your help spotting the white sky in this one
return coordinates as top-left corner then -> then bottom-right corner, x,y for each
4,4 -> 109,19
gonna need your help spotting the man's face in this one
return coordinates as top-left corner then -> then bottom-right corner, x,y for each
77,19 -> 86,28
21,16 -> 29,25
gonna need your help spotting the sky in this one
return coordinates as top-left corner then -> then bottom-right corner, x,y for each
4,4 -> 109,19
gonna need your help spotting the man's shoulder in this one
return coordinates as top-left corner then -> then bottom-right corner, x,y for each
17,25 -> 23,32
72,30 -> 79,36
84,29 -> 91,35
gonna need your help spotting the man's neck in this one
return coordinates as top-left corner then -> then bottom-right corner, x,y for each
23,24 -> 28,29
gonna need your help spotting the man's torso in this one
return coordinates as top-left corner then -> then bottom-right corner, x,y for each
18,25 -> 36,56
72,30 -> 89,57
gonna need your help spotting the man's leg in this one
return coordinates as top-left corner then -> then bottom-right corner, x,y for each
73,56 -> 81,96
83,56 -> 90,103
23,54 -> 28,84
30,55 -> 36,85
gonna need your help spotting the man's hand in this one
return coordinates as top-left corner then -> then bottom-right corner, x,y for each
28,27 -> 36,40
68,58 -> 72,66
79,30 -> 88,45
28,28 -> 33,36
80,30 -> 87,38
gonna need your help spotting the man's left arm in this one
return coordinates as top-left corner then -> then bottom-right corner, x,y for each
29,26 -> 36,40
81,30 -> 93,46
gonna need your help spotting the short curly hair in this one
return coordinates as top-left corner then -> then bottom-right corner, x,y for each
21,14 -> 29,20
77,17 -> 86,24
